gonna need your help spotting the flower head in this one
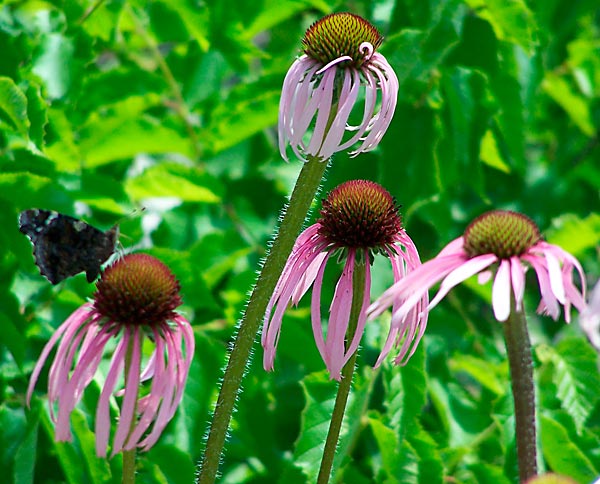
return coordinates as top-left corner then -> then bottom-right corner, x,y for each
26,253 -> 195,457
368,210 -> 587,352
279,12 -> 399,162
261,180 -> 426,380
580,279 -> 600,350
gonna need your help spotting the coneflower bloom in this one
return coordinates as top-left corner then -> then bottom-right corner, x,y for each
581,280 -> 600,350
261,180 -> 427,380
368,210 -> 587,345
26,253 -> 195,457
279,12 -> 399,162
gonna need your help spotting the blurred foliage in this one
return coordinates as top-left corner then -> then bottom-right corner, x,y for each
1,0 -> 599,483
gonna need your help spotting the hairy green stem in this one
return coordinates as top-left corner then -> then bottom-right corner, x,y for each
198,157 -> 328,483
317,262 -> 365,484
503,304 -> 537,482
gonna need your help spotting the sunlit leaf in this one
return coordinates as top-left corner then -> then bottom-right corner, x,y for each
542,72 -> 595,136
549,338 -> 600,432
0,76 -> 29,137
125,163 -> 222,203
480,129 -> 510,173
464,0 -> 538,54
545,213 -> 600,257
540,415 -> 598,482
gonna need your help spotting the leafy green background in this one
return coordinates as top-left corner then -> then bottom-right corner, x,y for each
1,0 -> 599,483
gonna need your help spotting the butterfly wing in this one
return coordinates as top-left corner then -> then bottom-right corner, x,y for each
19,209 -> 118,284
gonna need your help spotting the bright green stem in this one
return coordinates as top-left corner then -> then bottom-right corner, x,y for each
121,330 -> 141,484
503,304 -> 537,483
317,262 -> 365,484
198,157 -> 328,484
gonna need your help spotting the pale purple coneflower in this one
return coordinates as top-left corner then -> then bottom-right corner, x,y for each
368,210 -> 587,348
279,12 -> 399,162
261,180 -> 427,380
581,279 -> 600,350
26,253 -> 195,457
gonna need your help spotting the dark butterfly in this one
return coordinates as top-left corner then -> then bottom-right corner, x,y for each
19,209 -> 119,284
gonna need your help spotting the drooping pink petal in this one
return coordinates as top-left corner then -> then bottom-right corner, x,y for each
510,256 -> 526,311
492,259 -> 511,322
325,252 -> 356,380
128,327 -> 166,448
262,231 -> 328,369
428,254 -> 497,310
523,254 -> 560,320
27,305 -> 92,406
95,334 -> 127,457
581,280 -> 600,350
309,252 -> 333,367
306,69 -> 336,157
112,327 -> 142,456
343,254 -> 371,367
544,249 -> 566,304
57,326 -> 115,424
368,253 -> 466,321
319,70 -> 361,157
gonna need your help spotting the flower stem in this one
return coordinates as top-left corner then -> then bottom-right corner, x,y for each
122,449 -> 136,484
198,157 -> 328,483
122,329 -> 141,484
503,304 -> 537,482
126,5 -> 202,160
317,261 -> 365,484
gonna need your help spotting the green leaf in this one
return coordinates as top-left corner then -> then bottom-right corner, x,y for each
450,353 -> 505,396
0,76 -> 29,137
245,0 -> 328,38
32,33 -> 75,100
468,462 -> 512,484
24,81 -> 48,149
464,0 -> 538,54
409,426 -> 444,484
428,376 -> 493,448
0,405 -> 29,483
545,213 -> 600,257
540,415 -> 598,482
0,172 -> 54,204
166,0 -> 210,51
39,406 -> 85,484
13,414 -> 38,484
0,308 -> 26,369
70,411 -> 113,484
385,1 -> 464,103
549,338 -> 600,431
382,343 -> 427,436
292,373 -> 337,480
144,445 -> 195,484
78,95 -> 195,166
542,72 -> 595,136
480,129 -> 510,173
292,370 -> 373,482
125,163 -> 222,203
368,417 -> 419,484
438,66 -> 494,195
200,79 -> 280,154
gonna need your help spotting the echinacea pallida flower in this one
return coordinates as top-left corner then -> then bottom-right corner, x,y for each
279,12 -> 399,162
26,253 -> 195,457
261,180 -> 427,380
581,279 -> 600,350
368,210 -> 587,345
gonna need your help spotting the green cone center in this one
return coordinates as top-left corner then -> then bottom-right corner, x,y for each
463,210 -> 541,259
302,12 -> 383,68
